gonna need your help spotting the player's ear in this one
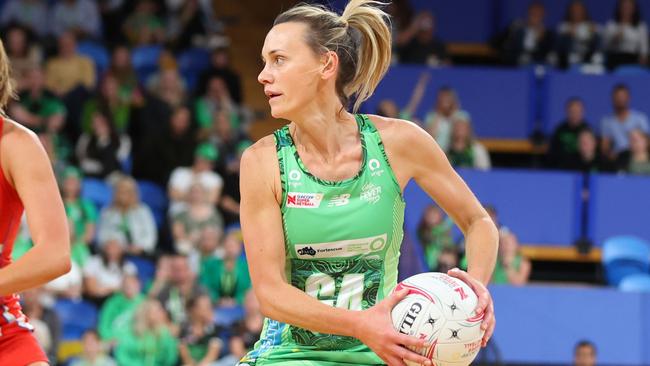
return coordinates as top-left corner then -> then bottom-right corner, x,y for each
320,51 -> 339,80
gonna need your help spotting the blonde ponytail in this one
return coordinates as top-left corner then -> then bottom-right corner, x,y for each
0,39 -> 16,113
340,0 -> 392,112
274,0 -> 392,112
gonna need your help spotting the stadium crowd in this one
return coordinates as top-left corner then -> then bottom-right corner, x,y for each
1,0 -> 642,365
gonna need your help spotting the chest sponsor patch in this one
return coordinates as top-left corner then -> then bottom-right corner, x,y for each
294,233 -> 388,259
286,192 -> 324,208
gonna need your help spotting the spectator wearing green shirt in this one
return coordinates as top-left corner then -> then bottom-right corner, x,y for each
491,231 -> 531,285
195,75 -> 240,138
98,274 -> 145,343
114,299 -> 179,366
417,204 -> 454,271
200,231 -> 250,306
81,73 -> 132,134
178,294 -> 222,366
61,167 -> 96,265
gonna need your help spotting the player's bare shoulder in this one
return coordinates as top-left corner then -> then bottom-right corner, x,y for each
364,114 -> 431,152
1,118 -> 41,161
240,132 -> 283,202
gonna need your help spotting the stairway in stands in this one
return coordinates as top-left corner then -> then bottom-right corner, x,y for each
216,0 -> 300,139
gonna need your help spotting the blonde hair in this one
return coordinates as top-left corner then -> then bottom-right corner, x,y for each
0,39 -> 16,113
274,0 -> 392,112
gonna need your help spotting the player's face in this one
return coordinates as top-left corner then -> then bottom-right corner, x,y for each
259,22 -> 324,120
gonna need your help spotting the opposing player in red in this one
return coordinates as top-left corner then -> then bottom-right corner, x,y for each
0,40 -> 71,365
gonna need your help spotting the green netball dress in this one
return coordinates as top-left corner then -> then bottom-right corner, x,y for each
239,114 -> 405,366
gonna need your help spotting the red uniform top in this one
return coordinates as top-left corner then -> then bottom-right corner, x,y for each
0,116 -> 29,329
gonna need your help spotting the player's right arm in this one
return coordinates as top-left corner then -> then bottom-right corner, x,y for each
0,121 -> 70,295
240,137 -> 431,366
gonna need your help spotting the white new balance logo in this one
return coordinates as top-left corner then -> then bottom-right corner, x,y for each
328,194 -> 351,207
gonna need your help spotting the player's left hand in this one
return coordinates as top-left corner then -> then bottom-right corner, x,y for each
447,268 -> 495,347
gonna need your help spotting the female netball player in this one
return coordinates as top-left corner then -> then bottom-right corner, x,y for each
239,1 -> 498,365
0,40 -> 71,365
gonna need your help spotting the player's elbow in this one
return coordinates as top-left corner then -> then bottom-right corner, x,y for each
255,283 -> 282,319
52,252 -> 72,278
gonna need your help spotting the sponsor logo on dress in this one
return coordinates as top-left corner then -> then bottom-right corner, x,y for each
294,233 -> 387,259
368,158 -> 384,177
328,193 -> 351,207
288,169 -> 302,187
296,246 -> 316,256
360,182 -> 382,204
286,193 -> 324,208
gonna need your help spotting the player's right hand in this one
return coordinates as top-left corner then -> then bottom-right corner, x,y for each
353,288 -> 433,366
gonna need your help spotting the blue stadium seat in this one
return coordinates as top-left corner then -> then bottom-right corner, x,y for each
614,65 -> 650,76
54,299 -> 98,340
179,48 -> 211,91
619,273 -> 650,292
137,180 -> 167,228
131,45 -> 163,84
81,178 -> 112,211
127,256 -> 156,287
214,305 -> 244,327
602,236 -> 650,286
77,41 -> 110,76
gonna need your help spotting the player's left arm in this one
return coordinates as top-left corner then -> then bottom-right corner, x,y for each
0,124 -> 70,295
378,116 -> 499,346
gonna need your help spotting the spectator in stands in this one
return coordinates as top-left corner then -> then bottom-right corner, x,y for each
9,66 -> 66,134
98,273 -> 145,343
617,129 -> 650,174
565,129 -> 613,172
504,1 -> 556,66
192,226 -> 224,274
99,0 -> 128,47
123,0 -> 165,46
200,230 -> 251,306
114,299 -> 179,366
446,115 -> 491,170
108,45 -> 139,96
548,98 -> 592,169
417,205 -> 453,271
76,110 -> 131,181
196,75 -> 240,137
199,47 -> 244,104
166,0 -> 223,50
0,0 -> 48,37
83,234 -> 138,304
149,255 -> 206,325
168,143 -> 223,216
435,246 -> 460,274
49,0 -> 101,39
45,32 -> 96,97
216,290 -> 263,366
71,329 -> 117,366
395,11 -> 448,66
61,167 -> 96,260
556,0 -> 602,68
2,25 -> 42,91
375,72 -> 429,122
207,109 -> 247,163
178,294 -> 222,366
574,340 -> 597,366
603,0 -> 648,69
134,105 -> 197,185
172,182 -> 223,255
386,0 -> 414,39
20,288 -> 61,363
492,231 -> 531,286
600,84 -> 649,158
425,86 -> 468,151
81,73 -> 133,134
147,65 -> 187,111
219,140 -> 250,226
97,175 -> 157,255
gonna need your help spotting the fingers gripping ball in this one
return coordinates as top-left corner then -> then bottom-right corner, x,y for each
391,272 -> 485,366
